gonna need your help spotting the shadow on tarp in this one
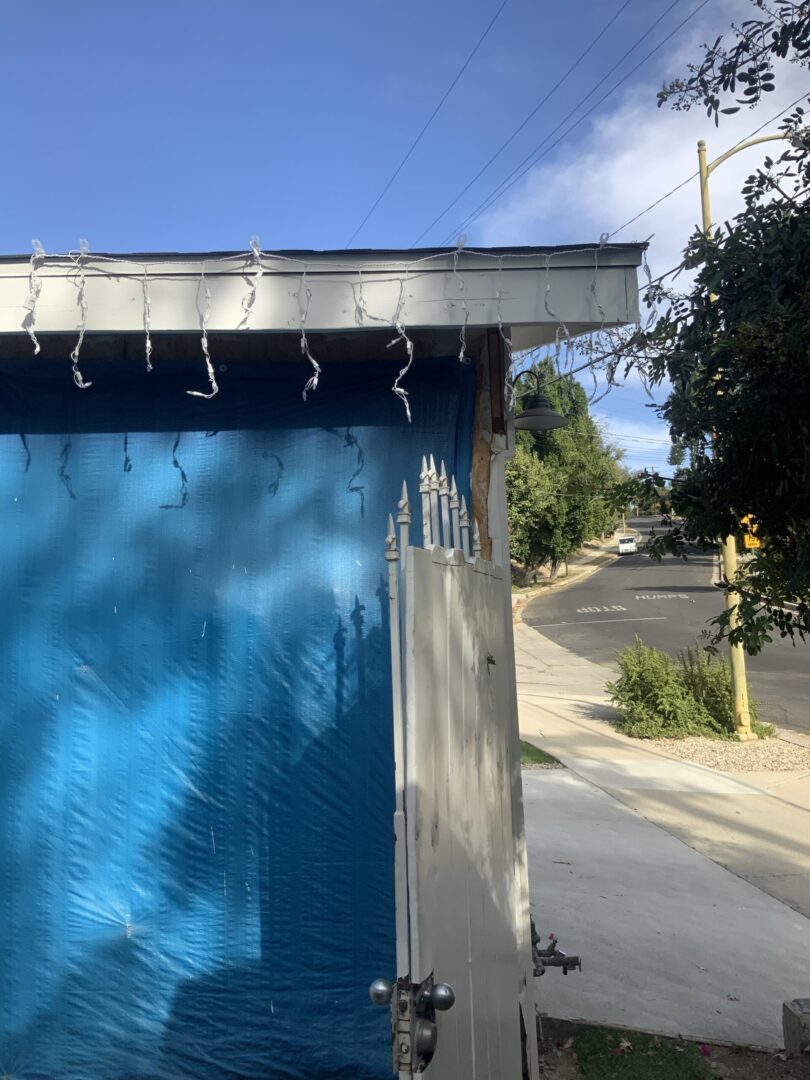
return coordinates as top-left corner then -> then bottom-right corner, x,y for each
0,354 -> 474,1078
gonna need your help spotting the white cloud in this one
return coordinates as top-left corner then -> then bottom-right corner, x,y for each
479,1 -> 807,473
478,8 -> 807,285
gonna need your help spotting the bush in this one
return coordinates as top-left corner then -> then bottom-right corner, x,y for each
606,638 -> 772,740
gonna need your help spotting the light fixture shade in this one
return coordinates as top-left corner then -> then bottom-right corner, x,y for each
513,391 -> 569,431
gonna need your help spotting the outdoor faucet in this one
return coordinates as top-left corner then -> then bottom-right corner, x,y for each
531,921 -> 582,977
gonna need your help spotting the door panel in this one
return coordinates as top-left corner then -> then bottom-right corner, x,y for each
401,545 -> 522,1080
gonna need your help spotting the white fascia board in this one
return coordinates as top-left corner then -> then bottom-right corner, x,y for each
0,246 -> 644,349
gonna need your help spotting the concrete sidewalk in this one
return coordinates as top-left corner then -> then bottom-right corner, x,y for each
517,621 -> 810,1048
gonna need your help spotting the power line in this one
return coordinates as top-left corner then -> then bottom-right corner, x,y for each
438,0 -> 709,245
409,0 -> 635,248
607,89 -> 810,239
344,0 -> 510,247
602,430 -> 671,444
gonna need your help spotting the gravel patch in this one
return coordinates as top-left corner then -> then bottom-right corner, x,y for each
651,734 -> 810,772
522,761 -> 566,770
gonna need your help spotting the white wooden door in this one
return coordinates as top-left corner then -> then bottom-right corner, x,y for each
385,456 -> 523,1079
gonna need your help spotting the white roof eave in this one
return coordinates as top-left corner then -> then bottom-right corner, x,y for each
0,244 -> 645,352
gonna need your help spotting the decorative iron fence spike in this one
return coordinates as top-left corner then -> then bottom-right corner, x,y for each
438,462 -> 450,547
385,513 -> 399,560
472,518 -> 482,559
459,495 -> 471,559
450,477 -> 460,550
419,457 -> 432,547
428,454 -> 440,546
397,480 -> 411,552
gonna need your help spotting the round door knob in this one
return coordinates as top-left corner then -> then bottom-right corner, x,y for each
369,978 -> 394,1005
430,982 -> 456,1011
414,1018 -> 438,1056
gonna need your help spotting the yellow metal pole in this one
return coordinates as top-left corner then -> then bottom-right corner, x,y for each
697,139 -> 755,740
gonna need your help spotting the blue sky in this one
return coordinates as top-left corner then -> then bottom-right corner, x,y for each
1,0 -> 803,472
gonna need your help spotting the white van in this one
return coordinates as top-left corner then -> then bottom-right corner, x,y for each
618,535 -> 638,556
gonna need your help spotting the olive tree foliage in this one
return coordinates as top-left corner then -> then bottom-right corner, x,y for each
593,0 -> 810,654
506,357 -> 626,583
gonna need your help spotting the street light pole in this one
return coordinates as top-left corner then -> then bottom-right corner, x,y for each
696,132 -> 791,740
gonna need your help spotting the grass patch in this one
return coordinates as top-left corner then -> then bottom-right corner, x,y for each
520,740 -> 560,766
574,1026 -> 713,1079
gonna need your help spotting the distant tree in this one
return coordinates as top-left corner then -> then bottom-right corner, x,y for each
505,443 -> 558,582
506,357 -> 626,581
628,472 -> 672,517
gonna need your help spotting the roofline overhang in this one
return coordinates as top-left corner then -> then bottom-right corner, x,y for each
0,242 -> 647,352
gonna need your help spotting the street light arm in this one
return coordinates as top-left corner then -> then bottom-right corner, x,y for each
707,132 -> 790,175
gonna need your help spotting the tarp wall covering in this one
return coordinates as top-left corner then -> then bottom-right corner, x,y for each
0,352 -> 475,1079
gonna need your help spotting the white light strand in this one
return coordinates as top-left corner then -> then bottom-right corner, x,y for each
297,269 -> 321,400
387,271 -> 414,422
142,266 -> 153,372
22,239 -> 45,355
543,254 -> 571,376
70,239 -> 92,389
10,242 -> 644,409
590,240 -> 608,329
187,267 -> 219,399
238,235 -> 264,330
640,246 -> 657,331
496,256 -> 517,414
13,242 -> 627,281
353,268 -> 367,326
453,235 -> 469,364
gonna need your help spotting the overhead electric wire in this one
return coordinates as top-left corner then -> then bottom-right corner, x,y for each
409,0 -> 635,248
607,89 -> 810,239
602,432 -> 671,443
437,0 -> 710,246
509,86 -> 810,419
344,0 -> 509,247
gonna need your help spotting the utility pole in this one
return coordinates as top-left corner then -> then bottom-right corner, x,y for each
697,138 -> 759,740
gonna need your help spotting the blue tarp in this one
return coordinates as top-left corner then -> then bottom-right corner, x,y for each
0,353 -> 475,1079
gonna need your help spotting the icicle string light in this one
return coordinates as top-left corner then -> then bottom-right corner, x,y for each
453,235 -> 469,364
591,244 -> 607,330
496,257 -> 517,414
543,254 -> 572,375
142,266 -> 153,372
69,240 -> 92,389
353,269 -> 367,326
29,242 -> 617,279
22,239 -> 45,355
641,246 -> 656,331
13,240 -> 636,408
187,267 -> 219,399
238,235 -> 263,329
297,269 -> 321,400
387,272 -> 415,422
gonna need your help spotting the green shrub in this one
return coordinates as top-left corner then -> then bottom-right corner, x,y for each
677,646 -> 773,739
606,638 -> 771,740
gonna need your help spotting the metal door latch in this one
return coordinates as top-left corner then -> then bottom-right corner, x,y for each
369,973 -> 455,1073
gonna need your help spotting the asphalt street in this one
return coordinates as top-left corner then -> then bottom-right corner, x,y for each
523,518 -> 810,736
